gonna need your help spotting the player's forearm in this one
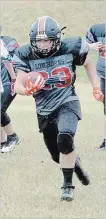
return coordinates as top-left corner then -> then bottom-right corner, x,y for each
3,61 -> 16,80
14,82 -> 26,95
84,57 -> 99,88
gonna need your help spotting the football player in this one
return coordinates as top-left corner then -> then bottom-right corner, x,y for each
86,23 -> 106,150
13,16 -> 103,201
0,30 -> 20,153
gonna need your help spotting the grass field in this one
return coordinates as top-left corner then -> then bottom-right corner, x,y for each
0,1 -> 105,219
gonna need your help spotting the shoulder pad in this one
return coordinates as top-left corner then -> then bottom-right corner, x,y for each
15,44 -> 32,60
61,37 -> 82,54
90,23 -> 105,37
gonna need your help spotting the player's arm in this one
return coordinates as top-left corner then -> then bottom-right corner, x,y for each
14,69 -> 45,96
13,52 -> 44,96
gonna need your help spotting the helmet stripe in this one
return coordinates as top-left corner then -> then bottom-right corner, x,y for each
38,16 -> 46,35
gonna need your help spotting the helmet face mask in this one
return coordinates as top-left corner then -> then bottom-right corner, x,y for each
30,16 -> 61,58
31,38 -> 60,58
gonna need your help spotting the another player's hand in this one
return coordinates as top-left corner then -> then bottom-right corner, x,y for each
89,42 -> 103,51
25,74 -> 45,96
93,87 -> 104,102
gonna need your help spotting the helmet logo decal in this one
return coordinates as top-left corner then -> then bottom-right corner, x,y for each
37,16 -> 47,38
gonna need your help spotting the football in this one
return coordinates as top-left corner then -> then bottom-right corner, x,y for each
21,71 -> 44,87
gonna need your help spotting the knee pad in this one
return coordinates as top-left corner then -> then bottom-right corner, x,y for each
1,112 -> 11,127
57,133 -> 75,154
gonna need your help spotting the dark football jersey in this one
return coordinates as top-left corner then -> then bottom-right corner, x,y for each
86,23 -> 106,78
1,36 -> 19,86
13,37 -> 88,115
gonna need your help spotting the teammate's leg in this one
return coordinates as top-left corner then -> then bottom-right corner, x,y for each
0,127 -> 6,149
1,85 -> 20,153
99,77 -> 106,150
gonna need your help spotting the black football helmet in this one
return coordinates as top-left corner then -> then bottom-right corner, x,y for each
29,16 -> 62,58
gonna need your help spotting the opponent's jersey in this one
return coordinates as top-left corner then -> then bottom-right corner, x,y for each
1,36 -> 19,86
86,23 -> 106,78
13,37 -> 88,115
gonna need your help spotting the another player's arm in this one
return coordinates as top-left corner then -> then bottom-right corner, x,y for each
83,56 -> 103,101
83,56 -> 99,87
74,38 -> 104,101
86,26 -> 103,51
3,60 -> 16,80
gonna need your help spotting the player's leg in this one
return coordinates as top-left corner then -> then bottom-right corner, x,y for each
56,103 -> 77,201
37,110 -> 90,201
37,113 -> 59,163
1,85 -> 20,153
38,110 -> 90,187
99,77 -> 106,150
56,101 -> 90,201
0,126 -> 7,149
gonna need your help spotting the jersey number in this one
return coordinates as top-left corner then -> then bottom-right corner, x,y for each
39,66 -> 72,89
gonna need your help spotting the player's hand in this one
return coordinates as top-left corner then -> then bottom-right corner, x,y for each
25,80 -> 35,96
32,73 -> 45,92
25,74 -> 45,96
93,87 -> 104,102
89,42 -> 103,51
11,79 -> 16,96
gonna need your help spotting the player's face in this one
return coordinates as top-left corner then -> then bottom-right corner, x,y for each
36,39 -> 53,51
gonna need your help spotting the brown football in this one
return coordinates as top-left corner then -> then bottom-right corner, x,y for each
22,71 -> 42,87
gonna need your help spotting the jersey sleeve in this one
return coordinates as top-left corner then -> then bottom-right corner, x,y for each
12,47 -> 31,73
1,36 -> 19,58
72,37 -> 89,66
6,38 -> 19,57
86,26 -> 97,43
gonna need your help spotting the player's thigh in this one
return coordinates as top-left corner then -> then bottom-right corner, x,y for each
1,85 -> 16,113
43,121 -> 59,160
37,113 -> 59,155
56,101 -> 80,135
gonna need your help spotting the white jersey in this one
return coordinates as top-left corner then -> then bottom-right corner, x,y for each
0,76 -> 4,93
0,38 -> 9,58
